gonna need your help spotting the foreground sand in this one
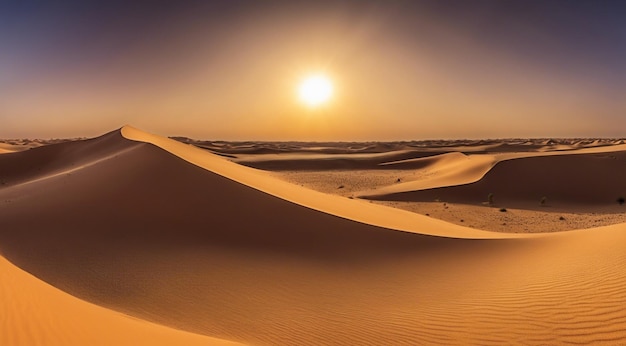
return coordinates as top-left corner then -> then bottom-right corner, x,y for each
1,127 -> 626,344
0,255 -> 241,346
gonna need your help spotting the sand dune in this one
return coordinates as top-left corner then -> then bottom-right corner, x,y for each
0,143 -> 24,154
2,127 -> 626,344
373,152 -> 498,194
0,131 -> 139,188
0,139 -> 57,153
363,150 -> 626,211
232,150 -> 442,170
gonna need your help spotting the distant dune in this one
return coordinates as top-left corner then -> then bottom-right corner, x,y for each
1,127 -> 626,344
363,150 -> 626,210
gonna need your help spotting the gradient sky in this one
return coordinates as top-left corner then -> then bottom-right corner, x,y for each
1,0 -> 624,140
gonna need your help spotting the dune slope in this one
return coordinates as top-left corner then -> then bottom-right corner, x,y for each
0,255 -> 241,346
1,127 -> 626,344
364,151 -> 626,210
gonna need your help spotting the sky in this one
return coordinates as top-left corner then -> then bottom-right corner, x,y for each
1,0 -> 624,140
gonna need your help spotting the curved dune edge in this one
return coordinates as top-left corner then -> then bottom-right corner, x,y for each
120,126 -> 521,239
369,152 -> 498,195
0,255 -> 242,346
361,142 -> 626,197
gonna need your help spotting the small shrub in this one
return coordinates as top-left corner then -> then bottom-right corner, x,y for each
618,197 -> 625,205
540,196 -> 547,206
499,208 -> 507,212
488,193 -> 494,205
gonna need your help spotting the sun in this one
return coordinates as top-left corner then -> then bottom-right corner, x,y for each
298,74 -> 333,107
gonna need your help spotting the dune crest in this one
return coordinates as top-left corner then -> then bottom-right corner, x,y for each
120,125 -> 511,239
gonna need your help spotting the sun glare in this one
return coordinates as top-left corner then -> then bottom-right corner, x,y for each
298,75 -> 333,107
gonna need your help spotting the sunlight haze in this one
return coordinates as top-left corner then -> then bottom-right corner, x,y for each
298,75 -> 333,107
1,1 -> 624,140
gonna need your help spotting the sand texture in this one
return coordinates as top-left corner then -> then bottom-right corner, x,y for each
1,127 -> 626,344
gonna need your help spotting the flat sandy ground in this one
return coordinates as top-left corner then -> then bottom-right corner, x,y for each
2,128 -> 626,345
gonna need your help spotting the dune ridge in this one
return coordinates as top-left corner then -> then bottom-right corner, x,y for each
1,126 -> 626,344
121,126 -> 507,239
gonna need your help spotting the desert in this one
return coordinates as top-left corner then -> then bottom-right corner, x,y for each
2,1 -> 625,344
2,126 -> 626,345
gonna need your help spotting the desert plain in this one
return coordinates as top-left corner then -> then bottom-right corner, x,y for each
1,126 -> 626,345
